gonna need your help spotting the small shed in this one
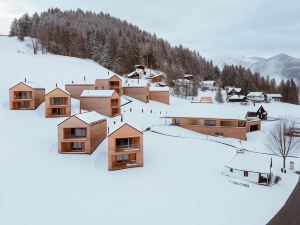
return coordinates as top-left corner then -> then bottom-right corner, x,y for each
149,86 -> 170,104
200,96 -> 212,104
224,152 -> 272,185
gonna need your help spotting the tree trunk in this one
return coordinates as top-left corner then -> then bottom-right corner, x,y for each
283,157 -> 286,170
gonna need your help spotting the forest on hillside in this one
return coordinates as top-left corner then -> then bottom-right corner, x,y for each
9,8 -> 299,104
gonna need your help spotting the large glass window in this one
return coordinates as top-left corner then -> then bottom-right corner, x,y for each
70,128 -> 86,138
204,120 -> 216,126
71,142 -> 83,150
50,97 -> 65,105
116,138 -> 134,149
116,154 -> 129,163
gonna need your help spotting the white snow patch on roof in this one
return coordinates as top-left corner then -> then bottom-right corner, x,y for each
225,152 -> 272,174
80,90 -> 114,97
108,122 -> 142,135
267,94 -> 282,98
149,86 -> 169,92
247,92 -> 265,97
75,111 -> 107,125
122,79 -> 148,87
165,104 -> 247,120
229,95 -> 247,100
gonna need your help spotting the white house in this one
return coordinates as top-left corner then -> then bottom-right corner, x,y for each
267,94 -> 282,102
201,80 -> 218,91
247,92 -> 267,102
223,151 -> 272,185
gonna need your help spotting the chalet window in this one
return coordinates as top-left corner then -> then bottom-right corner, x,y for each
116,138 -> 134,150
19,101 -> 30,108
116,154 -> 130,164
204,120 -> 216,126
52,108 -> 64,115
70,128 -> 86,138
244,171 -> 248,177
14,91 -> 31,99
71,142 -> 83,150
230,168 -> 233,172
51,97 -> 65,105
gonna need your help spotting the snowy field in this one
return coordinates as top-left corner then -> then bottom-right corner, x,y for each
1,37 -> 300,225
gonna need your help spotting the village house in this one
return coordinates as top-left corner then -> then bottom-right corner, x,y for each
228,95 -> 248,103
80,90 -> 120,117
224,151 -> 272,186
57,111 -> 107,154
45,87 -> 71,118
267,93 -> 282,102
247,92 -> 267,103
200,96 -> 213,103
226,87 -> 242,97
149,86 -> 170,104
184,74 -> 193,80
9,81 -> 45,110
108,122 -> 143,171
95,74 -> 123,95
122,79 -> 150,103
247,105 -> 268,120
127,65 -> 165,83
164,105 -> 261,140
65,82 -> 95,99
201,80 -> 218,91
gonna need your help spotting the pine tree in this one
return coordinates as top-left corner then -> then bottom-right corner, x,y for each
215,88 -> 224,103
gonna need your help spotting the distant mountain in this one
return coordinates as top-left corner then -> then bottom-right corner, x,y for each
214,54 -> 300,84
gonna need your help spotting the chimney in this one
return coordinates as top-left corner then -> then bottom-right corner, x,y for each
107,127 -> 109,134
84,76 -> 86,81
72,80 -> 74,84
56,83 -> 58,87
121,115 -> 123,122
25,78 -> 27,82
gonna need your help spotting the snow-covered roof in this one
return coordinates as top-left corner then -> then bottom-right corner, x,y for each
202,80 -> 215,85
228,88 -> 241,93
267,94 -> 282,98
225,152 -> 272,174
46,87 -> 70,95
108,122 -> 143,136
80,90 -> 114,97
74,111 -> 107,125
165,104 -> 247,120
149,86 -> 169,92
10,81 -> 44,89
247,92 -> 265,97
229,95 -> 247,100
122,79 -> 148,88
184,74 -> 193,78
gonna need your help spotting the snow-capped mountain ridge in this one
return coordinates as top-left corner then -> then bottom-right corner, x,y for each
214,54 -> 300,84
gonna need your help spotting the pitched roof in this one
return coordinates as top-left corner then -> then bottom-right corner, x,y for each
225,152 -> 272,174
247,92 -> 265,97
227,88 -> 241,93
46,87 -> 70,96
80,90 -> 115,97
267,93 -> 282,98
108,122 -> 143,136
74,111 -> 107,125
229,95 -> 247,100
10,81 -> 44,90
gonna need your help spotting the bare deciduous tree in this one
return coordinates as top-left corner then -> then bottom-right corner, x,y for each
267,119 -> 300,172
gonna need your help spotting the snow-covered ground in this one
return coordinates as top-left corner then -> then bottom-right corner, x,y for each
1,37 -> 300,225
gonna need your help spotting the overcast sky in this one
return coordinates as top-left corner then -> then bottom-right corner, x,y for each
0,0 -> 300,59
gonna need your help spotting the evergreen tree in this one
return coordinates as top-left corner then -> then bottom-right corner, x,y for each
215,88 -> 224,103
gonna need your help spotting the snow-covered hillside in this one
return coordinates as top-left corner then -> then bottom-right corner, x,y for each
1,37 -> 300,225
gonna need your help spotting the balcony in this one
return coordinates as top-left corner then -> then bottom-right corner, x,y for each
63,128 -> 87,140
116,144 -> 141,152
50,97 -> 67,106
14,91 -> 32,100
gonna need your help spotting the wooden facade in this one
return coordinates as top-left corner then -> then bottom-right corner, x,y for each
9,82 -> 45,110
95,75 -> 123,96
80,90 -> 120,117
45,87 -> 71,118
65,84 -> 95,99
123,84 -> 150,103
149,89 -> 169,104
167,117 -> 261,140
200,97 -> 212,103
57,112 -> 107,154
108,123 -> 143,171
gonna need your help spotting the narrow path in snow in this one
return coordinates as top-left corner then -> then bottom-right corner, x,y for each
267,176 -> 300,225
